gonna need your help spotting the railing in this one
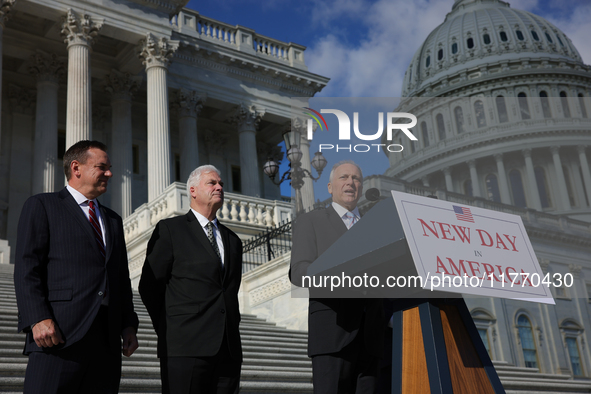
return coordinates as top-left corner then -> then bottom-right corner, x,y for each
171,10 -> 307,68
242,220 -> 292,273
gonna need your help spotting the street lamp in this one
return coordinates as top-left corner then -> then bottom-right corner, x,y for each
263,128 -> 328,213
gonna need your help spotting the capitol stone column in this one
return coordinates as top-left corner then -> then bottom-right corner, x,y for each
522,149 -> 542,210
228,104 -> 265,197
105,71 -> 140,218
467,159 -> 482,197
443,167 -> 453,192
577,146 -> 591,206
292,117 -> 316,210
494,153 -> 511,204
172,89 -> 205,182
29,52 -> 64,195
0,0 -> 16,146
61,9 -> 103,149
138,33 -> 178,201
550,146 -> 571,210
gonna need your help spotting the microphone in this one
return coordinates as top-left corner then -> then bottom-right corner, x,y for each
365,188 -> 381,202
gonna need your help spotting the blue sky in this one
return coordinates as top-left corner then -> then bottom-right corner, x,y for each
185,0 -> 591,200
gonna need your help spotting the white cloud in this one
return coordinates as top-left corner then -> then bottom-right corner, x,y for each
306,0 -> 591,98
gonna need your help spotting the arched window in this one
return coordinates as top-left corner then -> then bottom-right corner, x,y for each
451,42 -> 458,54
518,92 -> 531,119
463,180 -> 473,197
500,31 -> 508,42
560,91 -> 571,118
579,94 -> 588,118
516,30 -> 524,41
483,33 -> 491,45
421,122 -> 430,148
426,55 -> 431,68
563,166 -> 576,207
467,37 -> 474,49
579,93 -> 587,118
436,114 -> 446,140
540,91 -> 552,118
474,100 -> 487,128
509,169 -> 527,208
566,338 -> 583,376
534,166 -> 552,208
485,174 -> 501,202
438,48 -> 443,61
545,32 -> 553,43
517,315 -> 539,369
531,30 -> 540,41
454,106 -> 465,133
557,35 -> 564,47
496,96 -> 508,123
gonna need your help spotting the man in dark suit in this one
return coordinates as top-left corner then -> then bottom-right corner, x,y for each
290,160 -> 384,394
14,140 -> 139,394
139,165 -> 243,394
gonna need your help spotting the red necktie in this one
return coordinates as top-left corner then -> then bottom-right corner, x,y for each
88,201 -> 106,259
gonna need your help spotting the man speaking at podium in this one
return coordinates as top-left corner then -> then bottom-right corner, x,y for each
290,160 -> 384,394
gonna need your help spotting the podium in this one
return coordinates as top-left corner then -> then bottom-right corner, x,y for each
306,196 -> 506,393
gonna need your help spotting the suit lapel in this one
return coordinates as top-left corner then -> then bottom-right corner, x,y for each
186,211 -> 221,263
327,205 -> 347,236
98,202 -> 114,264
59,188 -> 101,257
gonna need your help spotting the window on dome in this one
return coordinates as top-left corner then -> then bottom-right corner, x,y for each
531,30 -> 540,41
436,114 -> 446,140
438,49 -> 443,61
563,166 -> 576,207
518,92 -> 531,119
467,37 -> 474,49
452,42 -> 458,54
534,166 -> 552,208
474,100 -> 487,128
509,169 -> 527,208
426,56 -> 431,68
463,179 -> 473,197
560,91 -> 571,118
566,338 -> 584,377
545,32 -> 553,43
557,35 -> 564,47
496,96 -> 509,123
454,106 -> 465,133
516,30 -> 524,41
483,34 -> 491,45
539,91 -> 552,118
579,166 -> 590,206
517,315 -> 539,369
421,122 -> 430,147
500,31 -> 508,42
485,174 -> 501,202
578,94 -> 588,118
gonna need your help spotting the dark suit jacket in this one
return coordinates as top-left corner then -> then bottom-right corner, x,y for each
289,205 -> 384,358
139,211 -> 243,361
14,188 -> 139,355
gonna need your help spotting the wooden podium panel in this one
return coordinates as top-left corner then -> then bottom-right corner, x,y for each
402,307 -> 430,393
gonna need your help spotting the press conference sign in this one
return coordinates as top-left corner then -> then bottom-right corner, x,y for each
391,191 -> 555,304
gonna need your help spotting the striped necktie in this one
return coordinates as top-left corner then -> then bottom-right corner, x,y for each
88,201 -> 106,260
343,212 -> 358,229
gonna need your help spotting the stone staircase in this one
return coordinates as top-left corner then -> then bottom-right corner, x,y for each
0,267 -> 313,393
0,264 -> 590,393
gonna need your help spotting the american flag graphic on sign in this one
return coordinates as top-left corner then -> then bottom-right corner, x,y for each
453,206 -> 474,222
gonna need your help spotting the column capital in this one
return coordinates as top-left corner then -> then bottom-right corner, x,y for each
227,103 -> 265,133
0,0 -> 16,28
105,70 -> 141,101
61,9 -> 103,49
577,145 -> 587,154
522,148 -> 532,158
493,153 -> 504,162
171,89 -> 206,118
442,166 -> 452,176
466,159 -> 476,168
550,145 -> 561,155
138,33 -> 179,70
569,264 -> 582,279
29,51 -> 65,84
8,84 -> 35,114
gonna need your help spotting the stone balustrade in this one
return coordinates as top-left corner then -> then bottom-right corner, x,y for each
172,10 -> 307,69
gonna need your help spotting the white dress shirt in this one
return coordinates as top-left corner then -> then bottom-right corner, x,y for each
191,209 -> 225,267
331,202 -> 360,228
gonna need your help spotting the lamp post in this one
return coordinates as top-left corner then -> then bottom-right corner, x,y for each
263,128 -> 327,214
